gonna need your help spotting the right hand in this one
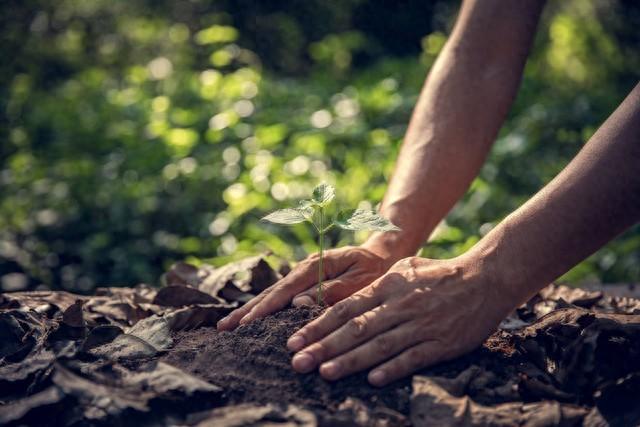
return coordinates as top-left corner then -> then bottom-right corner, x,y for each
216,245 -> 394,331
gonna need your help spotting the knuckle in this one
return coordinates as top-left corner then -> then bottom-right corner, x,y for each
233,305 -> 252,316
373,272 -> 402,291
398,291 -> 427,310
306,253 -> 320,263
402,267 -> 418,283
331,301 -> 352,322
392,257 -> 412,270
407,348 -> 427,368
407,256 -> 422,268
322,286 -> 343,306
342,354 -> 361,371
309,342 -> 330,361
327,247 -> 347,257
347,316 -> 368,338
252,288 -> 269,299
297,289 -> 314,300
226,311 -> 241,323
270,286 -> 289,300
300,324 -> 316,340
374,334 -> 394,353
292,322 -> 312,341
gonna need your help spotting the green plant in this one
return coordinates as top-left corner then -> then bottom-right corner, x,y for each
261,183 -> 400,304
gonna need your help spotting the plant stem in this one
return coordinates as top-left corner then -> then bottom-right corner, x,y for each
317,206 -> 324,305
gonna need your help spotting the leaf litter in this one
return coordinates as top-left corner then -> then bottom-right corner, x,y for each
1,255 -> 639,426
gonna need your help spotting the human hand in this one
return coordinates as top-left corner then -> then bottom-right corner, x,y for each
216,245 -> 396,331
285,255 -> 511,386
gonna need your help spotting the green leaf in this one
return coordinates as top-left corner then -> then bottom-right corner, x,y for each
312,183 -> 335,206
335,209 -> 400,232
297,201 -> 315,221
261,209 -> 308,225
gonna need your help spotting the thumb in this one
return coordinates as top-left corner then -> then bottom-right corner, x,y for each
292,271 -> 371,307
291,278 -> 347,307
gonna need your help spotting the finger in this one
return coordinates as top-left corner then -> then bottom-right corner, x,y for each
216,289 -> 269,330
291,278 -> 349,307
292,304 -> 410,374
237,261 -> 320,325
367,340 -> 445,387
319,321 -> 423,381
292,270 -> 374,307
287,287 -> 382,358
287,272 -> 400,353
291,294 -> 314,307
240,249 -> 359,324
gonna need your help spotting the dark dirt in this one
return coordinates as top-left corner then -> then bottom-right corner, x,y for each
161,306 -> 412,414
161,299 -> 640,426
2,256 -> 640,426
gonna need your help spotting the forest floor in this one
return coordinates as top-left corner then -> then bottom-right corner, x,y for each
1,255 -> 639,426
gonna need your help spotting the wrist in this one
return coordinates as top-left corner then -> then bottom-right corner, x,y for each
361,231 -> 420,271
458,236 -> 522,318
462,222 -> 544,315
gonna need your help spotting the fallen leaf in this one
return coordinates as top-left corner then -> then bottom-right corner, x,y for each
411,375 -> 587,427
165,304 -> 234,331
49,361 -> 221,423
81,325 -> 123,351
540,285 -> 603,308
328,397 -> 408,427
189,403 -> 316,427
126,315 -> 173,351
94,284 -> 157,302
515,308 -> 640,398
152,286 -> 223,307
89,334 -> 158,360
198,255 -> 280,299
593,372 -> 640,426
62,300 -> 85,328
126,362 -> 221,396
0,347 -> 55,384
163,262 -> 201,287
0,291 -> 83,313
83,296 -> 158,327
0,386 -> 66,425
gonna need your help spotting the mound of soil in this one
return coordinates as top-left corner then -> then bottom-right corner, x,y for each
160,305 -> 640,426
161,306 -> 412,418
2,255 -> 640,426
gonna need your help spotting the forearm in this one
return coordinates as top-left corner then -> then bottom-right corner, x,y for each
365,0 -> 545,262
472,83 -> 640,310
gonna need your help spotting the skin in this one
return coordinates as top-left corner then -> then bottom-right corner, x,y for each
288,84 -> 640,386
218,0 -> 545,331
219,0 -> 640,386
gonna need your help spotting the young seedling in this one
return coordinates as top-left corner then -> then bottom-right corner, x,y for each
261,183 -> 399,305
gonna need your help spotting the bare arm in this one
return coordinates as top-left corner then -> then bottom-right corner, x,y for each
365,0 -> 546,261
475,82 -> 640,310
218,0 -> 546,330
286,84 -> 640,385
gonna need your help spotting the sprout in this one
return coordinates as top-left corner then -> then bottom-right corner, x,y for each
262,182 -> 399,305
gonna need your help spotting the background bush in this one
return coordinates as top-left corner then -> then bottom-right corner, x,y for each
2,0 -> 640,292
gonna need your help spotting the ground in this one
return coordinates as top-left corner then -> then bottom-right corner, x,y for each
1,255 -> 639,426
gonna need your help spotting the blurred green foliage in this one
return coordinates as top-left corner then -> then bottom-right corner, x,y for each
1,0 -> 639,292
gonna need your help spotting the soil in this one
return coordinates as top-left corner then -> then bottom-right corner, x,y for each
160,303 -> 640,426
2,256 -> 640,426
161,306 -> 412,414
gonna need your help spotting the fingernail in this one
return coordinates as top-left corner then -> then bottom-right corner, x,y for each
369,370 -> 386,386
292,295 -> 314,307
292,352 -> 315,373
287,334 -> 306,351
239,314 -> 251,325
320,360 -> 341,379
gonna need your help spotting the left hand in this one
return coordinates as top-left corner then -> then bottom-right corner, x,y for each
286,255 -> 512,386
